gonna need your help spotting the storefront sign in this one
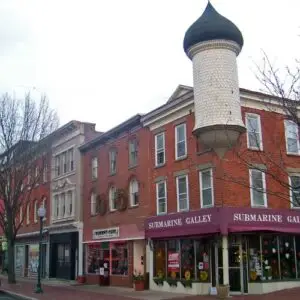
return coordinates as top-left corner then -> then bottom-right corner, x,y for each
233,213 -> 300,224
168,252 -> 179,272
92,227 -> 120,240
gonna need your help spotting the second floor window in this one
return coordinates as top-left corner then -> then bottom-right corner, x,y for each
54,195 -> 59,218
175,123 -> 187,159
176,175 -> 189,212
109,186 -> 117,211
290,176 -> 300,208
246,113 -> 262,150
155,132 -> 165,166
92,157 -> 98,179
34,200 -> 38,223
249,169 -> 267,207
90,192 -> 96,215
156,180 -> 167,215
285,120 -> 299,154
129,179 -> 139,206
129,139 -> 138,167
200,169 -> 214,208
109,149 -> 117,175
26,204 -> 30,224
43,164 -> 47,183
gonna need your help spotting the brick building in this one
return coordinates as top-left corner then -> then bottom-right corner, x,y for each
79,115 -> 151,287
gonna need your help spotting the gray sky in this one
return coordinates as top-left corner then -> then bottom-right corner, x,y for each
0,0 -> 299,131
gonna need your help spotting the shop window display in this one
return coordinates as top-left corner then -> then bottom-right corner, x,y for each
167,240 -> 180,279
154,241 -> 166,279
261,235 -> 279,280
181,239 -> 194,280
87,243 -> 109,274
248,235 -> 262,282
111,242 -> 128,275
279,235 -> 296,279
195,239 -> 210,282
295,236 -> 300,278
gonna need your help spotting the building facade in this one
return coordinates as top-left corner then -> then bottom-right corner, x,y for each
80,115 -> 150,287
48,121 -> 98,280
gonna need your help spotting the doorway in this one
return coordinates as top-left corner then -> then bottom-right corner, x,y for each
217,236 -> 248,294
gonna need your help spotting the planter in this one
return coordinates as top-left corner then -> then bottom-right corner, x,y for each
166,278 -> 177,287
153,277 -> 164,286
216,284 -> 230,299
180,279 -> 193,288
134,280 -> 145,291
77,275 -> 86,284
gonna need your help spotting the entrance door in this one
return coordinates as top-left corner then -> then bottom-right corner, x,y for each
56,243 -> 71,280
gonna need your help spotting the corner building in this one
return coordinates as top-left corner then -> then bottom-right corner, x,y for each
143,2 -> 300,296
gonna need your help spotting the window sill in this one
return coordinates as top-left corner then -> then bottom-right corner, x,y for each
286,152 -> 300,157
201,205 -> 214,209
109,173 -> 117,177
290,206 -> 300,209
248,147 -> 263,152
53,171 -> 76,181
155,163 -> 166,169
52,216 -> 75,223
175,155 -> 187,162
128,164 -> 138,170
128,205 -> 139,209
196,148 -> 212,156
109,209 -> 117,213
157,212 -> 167,216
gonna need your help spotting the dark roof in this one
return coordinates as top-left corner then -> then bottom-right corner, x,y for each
183,1 -> 243,54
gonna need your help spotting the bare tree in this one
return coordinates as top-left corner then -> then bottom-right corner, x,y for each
0,93 -> 58,283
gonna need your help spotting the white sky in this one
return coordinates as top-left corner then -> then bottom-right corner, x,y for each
0,0 -> 299,131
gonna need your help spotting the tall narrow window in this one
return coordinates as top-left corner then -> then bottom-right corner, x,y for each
175,123 -> 187,159
61,193 -> 66,217
92,157 -> 98,179
155,132 -> 165,166
200,169 -> 214,208
62,152 -> 67,173
26,204 -> 30,224
54,195 -> 59,218
68,149 -> 74,171
129,179 -> 139,206
67,191 -> 73,216
109,149 -> 117,175
35,166 -> 39,183
129,139 -> 138,167
290,176 -> 300,208
249,169 -> 267,207
246,113 -> 262,150
42,197 -> 47,221
91,192 -> 96,215
55,156 -> 60,177
176,175 -> 189,212
156,181 -> 167,215
19,206 -> 23,224
285,120 -> 299,154
34,200 -> 38,223
43,164 -> 47,183
109,186 -> 117,211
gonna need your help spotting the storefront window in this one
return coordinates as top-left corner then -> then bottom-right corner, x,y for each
181,239 -> 194,280
111,242 -> 128,275
261,235 -> 280,280
153,241 -> 166,279
167,240 -> 180,279
248,235 -> 262,282
195,238 -> 210,282
295,236 -> 300,278
279,236 -> 296,279
86,243 -> 109,274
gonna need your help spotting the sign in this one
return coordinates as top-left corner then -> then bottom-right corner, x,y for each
92,227 -> 120,240
168,252 -> 179,272
28,244 -> 39,276
233,212 -> 300,224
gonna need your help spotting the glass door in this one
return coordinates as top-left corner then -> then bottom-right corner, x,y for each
228,242 -> 241,292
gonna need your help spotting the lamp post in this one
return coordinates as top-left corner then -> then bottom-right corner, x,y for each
35,206 -> 46,294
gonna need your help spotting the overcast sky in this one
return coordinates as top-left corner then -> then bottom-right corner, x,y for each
0,0 -> 299,131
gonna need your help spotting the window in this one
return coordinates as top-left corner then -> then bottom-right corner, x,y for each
34,200 -> 38,223
43,164 -> 47,183
19,206 -> 23,224
91,192 -> 97,215
92,157 -> 98,179
167,240 -> 180,279
129,179 -> 139,206
54,195 -> 59,218
67,191 -> 73,216
109,186 -> 117,211
87,244 -> 109,274
26,204 -> 30,224
35,166 -> 39,183
129,139 -> 138,167
55,156 -> 60,177
279,236 -> 296,279
176,175 -> 189,212
153,241 -> 166,279
155,132 -> 165,166
250,169 -> 267,207
285,120 -> 299,154
68,149 -> 74,171
62,152 -> 67,173
111,242 -> 128,275
246,113 -> 263,150
61,193 -> 66,217
175,123 -> 187,159
200,169 -> 214,208
181,239 -> 194,279
109,149 -> 117,175
42,197 -> 47,221
156,181 -> 167,215
195,238 -> 210,282
290,176 -> 300,208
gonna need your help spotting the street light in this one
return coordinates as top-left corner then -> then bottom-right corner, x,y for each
35,206 -> 46,294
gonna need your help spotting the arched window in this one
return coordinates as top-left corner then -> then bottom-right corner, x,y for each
109,186 -> 117,211
26,204 -> 30,224
91,192 -> 96,215
129,179 -> 139,206
34,200 -> 38,223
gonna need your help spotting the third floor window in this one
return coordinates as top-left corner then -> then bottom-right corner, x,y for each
129,139 -> 138,167
109,149 -> 117,175
54,148 -> 74,177
246,113 -> 262,150
92,157 -> 98,179
155,132 -> 165,166
285,120 -> 299,154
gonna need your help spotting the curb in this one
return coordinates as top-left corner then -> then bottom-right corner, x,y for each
1,289 -> 38,300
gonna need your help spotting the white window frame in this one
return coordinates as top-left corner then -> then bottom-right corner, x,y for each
34,200 -> 38,223
284,120 -> 300,155
92,157 -> 98,179
199,169 -> 214,208
175,123 -> 187,159
109,186 -> 117,211
155,132 -> 165,166
26,204 -> 30,224
156,180 -> 167,215
109,150 -> 117,175
67,191 -> 73,216
91,192 -> 96,215
245,113 -> 263,150
41,197 -> 47,221
129,179 -> 139,207
249,169 -> 267,208
19,206 -> 23,224
54,195 -> 59,218
43,164 -> 47,183
176,174 -> 189,212
289,175 -> 300,208
129,139 -> 138,167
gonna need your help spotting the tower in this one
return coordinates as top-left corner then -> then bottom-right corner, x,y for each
183,1 -> 245,157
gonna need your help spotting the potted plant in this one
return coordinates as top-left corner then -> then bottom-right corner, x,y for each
133,270 -> 145,291
216,284 -> 230,299
76,275 -> 86,284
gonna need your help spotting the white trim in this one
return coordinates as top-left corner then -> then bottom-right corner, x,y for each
109,186 -> 117,211
176,174 -> 189,212
83,236 -> 144,244
91,157 -> 98,179
175,123 -> 187,160
52,144 -> 76,157
155,132 -> 165,166
245,113 -> 263,151
199,169 -> 214,208
156,180 -> 167,215
289,175 -> 300,209
129,178 -> 139,207
249,169 -> 268,208
284,120 -> 300,155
